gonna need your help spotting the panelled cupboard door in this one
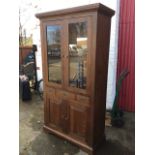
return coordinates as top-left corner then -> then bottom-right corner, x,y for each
45,92 -> 90,142
45,93 -> 70,133
43,20 -> 64,88
70,101 -> 90,143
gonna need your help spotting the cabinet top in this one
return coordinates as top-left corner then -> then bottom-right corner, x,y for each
35,3 -> 115,19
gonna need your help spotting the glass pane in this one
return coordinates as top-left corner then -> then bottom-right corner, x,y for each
69,21 -> 87,89
46,25 -> 62,84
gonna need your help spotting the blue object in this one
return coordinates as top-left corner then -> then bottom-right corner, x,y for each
24,51 -> 35,64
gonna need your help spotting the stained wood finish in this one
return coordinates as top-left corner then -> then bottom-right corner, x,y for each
36,3 -> 114,155
93,13 -> 112,147
36,3 -> 114,19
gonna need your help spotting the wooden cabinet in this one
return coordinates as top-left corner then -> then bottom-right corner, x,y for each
36,3 -> 114,155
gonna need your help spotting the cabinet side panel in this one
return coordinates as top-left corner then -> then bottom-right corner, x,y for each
93,12 -> 112,146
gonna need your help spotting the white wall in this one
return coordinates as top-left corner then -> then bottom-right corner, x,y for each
33,0 -> 120,109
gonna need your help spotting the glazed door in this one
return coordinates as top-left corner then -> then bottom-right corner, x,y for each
43,17 -> 91,93
65,17 -> 91,94
43,21 -> 64,88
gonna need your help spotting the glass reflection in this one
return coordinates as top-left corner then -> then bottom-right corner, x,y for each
69,22 -> 87,89
46,25 -> 62,83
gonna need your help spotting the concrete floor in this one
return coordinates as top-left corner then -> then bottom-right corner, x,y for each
19,94 -> 135,155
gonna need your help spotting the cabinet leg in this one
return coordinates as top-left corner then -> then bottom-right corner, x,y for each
87,149 -> 95,155
81,148 -> 94,155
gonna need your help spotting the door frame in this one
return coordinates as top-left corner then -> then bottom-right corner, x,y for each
64,16 -> 92,95
42,20 -> 65,89
42,16 -> 92,95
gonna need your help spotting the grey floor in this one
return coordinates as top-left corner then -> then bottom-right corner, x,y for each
19,94 -> 135,155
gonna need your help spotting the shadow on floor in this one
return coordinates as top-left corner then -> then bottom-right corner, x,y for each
96,140 -> 134,155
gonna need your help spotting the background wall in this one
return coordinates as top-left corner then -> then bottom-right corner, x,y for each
31,0 -> 120,109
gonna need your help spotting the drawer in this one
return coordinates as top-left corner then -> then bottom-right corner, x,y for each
76,95 -> 90,104
44,88 -> 55,99
44,87 -> 55,93
56,90 -> 75,100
